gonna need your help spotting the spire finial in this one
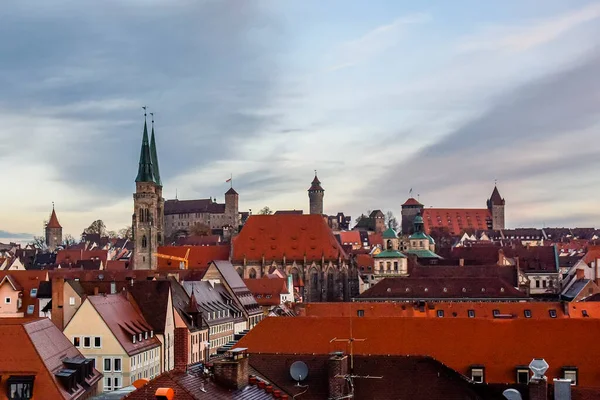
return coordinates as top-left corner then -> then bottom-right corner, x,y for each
175,188 -> 178,200
494,178 -> 498,186
150,112 -> 154,125
142,106 -> 147,119
230,173 -> 233,189
52,201 -> 55,210
314,169 -> 317,177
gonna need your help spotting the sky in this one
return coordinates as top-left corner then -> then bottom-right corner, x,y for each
1,0 -> 600,238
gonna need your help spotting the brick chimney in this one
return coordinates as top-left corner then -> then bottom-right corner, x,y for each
51,277 -> 65,329
213,348 -> 249,390
174,327 -> 189,372
328,352 -> 348,399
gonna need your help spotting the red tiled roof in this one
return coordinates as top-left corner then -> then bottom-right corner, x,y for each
0,318 -> 101,399
105,260 -> 128,271
584,245 -> 600,264
47,208 -> 62,229
157,245 -> 230,270
176,235 -> 221,246
402,197 -> 423,206
0,271 -> 48,316
356,254 -> 374,269
338,231 -> 361,245
503,245 -> 558,272
243,278 -> 288,306
55,249 -> 108,266
236,317 -> 600,386
368,233 -> 383,247
232,215 -> 347,262
87,294 -> 161,356
422,208 -> 492,235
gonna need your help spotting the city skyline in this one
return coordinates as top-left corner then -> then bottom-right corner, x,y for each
1,0 -> 600,237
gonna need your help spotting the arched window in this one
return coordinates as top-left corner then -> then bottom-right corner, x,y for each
249,268 -> 257,279
139,208 -> 145,222
142,235 -> 148,248
387,239 -> 393,250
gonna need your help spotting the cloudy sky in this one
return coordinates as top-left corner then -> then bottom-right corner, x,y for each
1,0 -> 600,238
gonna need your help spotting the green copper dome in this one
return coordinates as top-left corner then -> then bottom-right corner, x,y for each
382,227 -> 398,239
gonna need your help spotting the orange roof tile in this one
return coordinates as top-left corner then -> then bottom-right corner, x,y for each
55,249 -> 108,265
47,208 -> 62,229
0,318 -> 101,399
236,316 -> 600,386
243,278 -> 288,306
157,245 -> 230,270
338,231 -> 361,245
422,208 -> 492,235
402,197 -> 423,206
232,215 -> 347,262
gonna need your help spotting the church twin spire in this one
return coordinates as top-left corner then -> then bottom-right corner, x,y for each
135,108 -> 162,186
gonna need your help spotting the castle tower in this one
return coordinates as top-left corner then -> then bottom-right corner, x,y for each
487,185 -> 505,230
401,197 -> 424,234
225,185 -> 239,232
132,113 -> 163,270
308,171 -> 324,215
45,204 -> 62,251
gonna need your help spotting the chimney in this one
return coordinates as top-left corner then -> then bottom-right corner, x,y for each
576,268 -> 585,280
528,377 -> 547,400
155,388 -> 174,400
51,277 -> 65,329
213,348 -> 249,390
553,378 -> 572,400
94,286 -> 99,295
174,327 -> 189,372
328,352 -> 348,399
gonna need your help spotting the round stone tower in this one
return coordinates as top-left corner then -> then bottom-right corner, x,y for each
308,172 -> 324,215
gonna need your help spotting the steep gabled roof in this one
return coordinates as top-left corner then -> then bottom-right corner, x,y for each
488,185 -> 504,206
47,207 -> 62,229
128,281 -> 171,334
402,197 -> 423,206
135,119 -> 156,184
308,174 -> 323,191
232,215 -> 347,262
243,278 -> 288,306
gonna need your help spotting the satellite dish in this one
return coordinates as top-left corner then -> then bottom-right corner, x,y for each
290,361 -> 309,382
98,274 -> 104,281
502,388 -> 523,400
529,358 -> 549,380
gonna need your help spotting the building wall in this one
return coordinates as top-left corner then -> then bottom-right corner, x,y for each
165,211 -> 242,238
208,322 -> 234,355
401,206 -> 423,235
189,330 -> 209,364
309,190 -> 324,215
64,300 -> 161,391
527,273 -> 559,295
45,227 -> 62,252
225,193 -> 240,230
0,284 -> 22,317
158,292 -> 175,372
63,284 -> 83,329
374,258 -> 408,276
491,204 -> 505,230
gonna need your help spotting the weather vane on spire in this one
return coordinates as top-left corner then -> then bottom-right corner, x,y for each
150,112 -> 154,125
314,169 -> 317,177
142,106 -> 147,118
52,201 -> 55,210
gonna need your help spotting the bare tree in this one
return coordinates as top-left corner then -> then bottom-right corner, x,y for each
31,236 -> 46,250
385,211 -> 399,231
118,226 -> 133,240
106,230 -> 118,239
63,234 -> 77,247
259,206 -> 273,215
84,220 -> 106,236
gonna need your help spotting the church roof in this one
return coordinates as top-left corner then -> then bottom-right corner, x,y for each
150,123 -> 162,187
422,208 -> 492,235
135,119 -> 156,184
47,207 -> 62,229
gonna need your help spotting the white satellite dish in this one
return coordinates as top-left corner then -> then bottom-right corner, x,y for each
290,361 -> 309,382
502,388 -> 523,400
529,358 -> 549,380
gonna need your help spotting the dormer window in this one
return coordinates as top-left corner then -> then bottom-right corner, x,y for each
138,333 -> 142,341
470,366 -> 485,383
144,332 -> 148,340
562,367 -> 578,385
30,288 -> 37,298
549,310 -> 557,318
150,331 -> 154,337
132,335 -> 136,344
8,375 -> 34,399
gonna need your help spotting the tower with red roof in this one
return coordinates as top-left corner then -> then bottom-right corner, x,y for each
401,197 -> 424,235
45,204 -> 62,251
308,171 -> 324,215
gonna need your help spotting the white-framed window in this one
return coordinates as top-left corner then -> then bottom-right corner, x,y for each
114,358 -> 122,372
562,368 -> 578,385
69,297 -> 75,306
104,377 -> 112,391
27,305 -> 35,314
83,337 -> 91,348
133,335 -> 136,344
4,297 -> 11,304
471,367 -> 484,383
150,330 -> 154,338
138,333 -> 142,342
468,310 -> 475,318
144,332 -> 148,340
103,357 -> 112,372
30,288 -> 38,297
113,376 -> 121,389
73,337 -> 81,347
94,336 -> 102,348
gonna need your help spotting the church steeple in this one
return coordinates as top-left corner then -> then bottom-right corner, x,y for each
149,113 -> 162,187
135,114 -> 156,184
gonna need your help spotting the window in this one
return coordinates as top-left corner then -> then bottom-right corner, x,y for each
5,297 -> 11,304
114,358 -> 122,372
8,376 -> 34,400
138,333 -> 142,342
73,337 -> 81,347
582,310 -> 589,317
105,377 -> 112,391
104,358 -> 112,372
145,332 -> 148,340
492,309 -> 500,317
562,368 -> 577,385
30,288 -> 37,297
26,305 -> 35,315
535,280 -> 540,288
468,310 -> 475,318
142,235 -> 148,248
133,335 -> 136,344
69,297 -> 75,306
516,368 -> 530,384
524,310 -> 532,318
437,310 -> 444,318
549,309 -> 557,318
94,337 -> 102,348
357,310 -> 365,317
470,367 -> 484,383
542,280 -> 547,288
83,336 -> 91,348
114,377 -> 121,389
